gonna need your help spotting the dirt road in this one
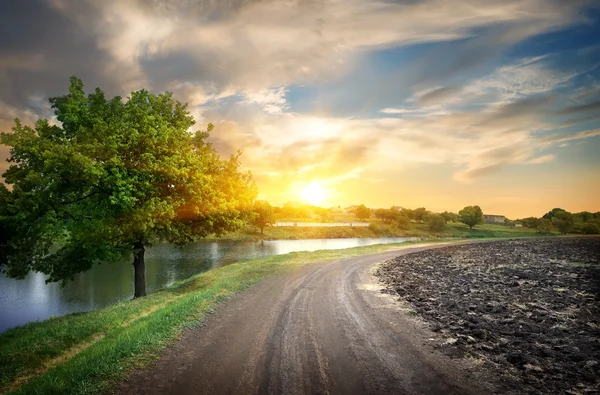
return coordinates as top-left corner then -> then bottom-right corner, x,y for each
117,245 -> 494,395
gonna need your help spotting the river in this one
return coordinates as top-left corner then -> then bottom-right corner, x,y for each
0,237 -> 416,333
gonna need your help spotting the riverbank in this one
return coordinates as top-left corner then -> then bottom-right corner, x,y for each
208,222 -> 546,241
0,239 -> 460,395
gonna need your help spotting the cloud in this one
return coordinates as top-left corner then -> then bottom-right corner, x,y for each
1,0 -> 598,200
527,154 -> 556,164
540,129 -> 600,144
417,86 -> 464,107
240,87 -> 288,114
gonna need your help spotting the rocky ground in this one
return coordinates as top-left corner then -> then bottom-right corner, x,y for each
376,238 -> 600,395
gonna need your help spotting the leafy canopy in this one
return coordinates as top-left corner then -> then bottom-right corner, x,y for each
0,77 -> 256,283
251,200 -> 276,235
458,205 -> 483,229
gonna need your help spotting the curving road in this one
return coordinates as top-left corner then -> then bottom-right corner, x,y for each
117,244 -> 494,395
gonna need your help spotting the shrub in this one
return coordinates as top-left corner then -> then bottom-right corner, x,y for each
425,214 -> 446,232
581,222 -> 600,235
536,219 -> 553,234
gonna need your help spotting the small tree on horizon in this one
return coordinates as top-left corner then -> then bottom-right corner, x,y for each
413,207 -> 429,223
355,204 -> 371,221
536,219 -> 553,234
251,200 -> 276,236
425,214 -> 446,232
459,205 -> 483,229
0,77 -> 256,298
552,210 -> 574,234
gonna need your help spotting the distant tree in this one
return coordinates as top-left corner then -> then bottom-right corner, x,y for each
459,205 -> 483,229
520,217 -> 540,229
400,208 -> 414,221
536,219 -> 553,234
552,210 -> 574,234
574,211 -> 593,223
396,214 -> 410,230
581,222 -> 600,235
312,206 -> 332,221
425,214 -> 446,232
251,200 -> 276,235
355,204 -> 371,221
413,207 -> 429,223
440,211 -> 459,223
374,208 -> 398,223
542,208 -> 566,220
0,77 -> 255,298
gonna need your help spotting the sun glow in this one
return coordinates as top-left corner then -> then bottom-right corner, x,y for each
300,181 -> 326,206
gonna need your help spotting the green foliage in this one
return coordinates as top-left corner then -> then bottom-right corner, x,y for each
374,208 -> 397,223
354,204 -> 371,220
396,214 -> 410,229
458,205 -> 483,229
536,219 -> 553,234
400,208 -> 414,220
425,214 -> 446,232
542,208 -> 566,220
580,222 -> 600,235
251,200 -> 276,235
552,210 -> 574,234
413,207 -> 429,223
520,217 -> 540,228
0,77 -> 255,296
440,211 -> 459,223
275,204 -> 311,219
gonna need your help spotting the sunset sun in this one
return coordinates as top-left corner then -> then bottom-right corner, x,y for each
300,181 -> 326,206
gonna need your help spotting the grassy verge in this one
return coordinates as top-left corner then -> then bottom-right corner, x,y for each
211,222 -> 550,241
0,238 -> 462,395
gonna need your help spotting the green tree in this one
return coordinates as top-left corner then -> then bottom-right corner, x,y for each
355,204 -> 371,221
251,200 -> 276,235
413,207 -> 429,223
536,219 -> 553,234
396,214 -> 410,230
440,211 -> 458,223
425,214 -> 446,232
374,208 -> 396,223
542,208 -> 566,220
458,205 -> 483,229
552,210 -> 574,234
520,217 -> 540,228
0,77 -> 255,298
580,222 -> 600,235
400,208 -> 414,221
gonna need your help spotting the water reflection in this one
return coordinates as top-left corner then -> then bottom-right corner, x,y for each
0,237 -> 415,332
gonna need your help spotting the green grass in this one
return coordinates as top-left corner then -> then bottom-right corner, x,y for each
0,238 -> 461,395
211,222 -> 550,241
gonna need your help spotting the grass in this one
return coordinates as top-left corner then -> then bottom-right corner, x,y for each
0,238 -> 461,395
212,221 -> 550,241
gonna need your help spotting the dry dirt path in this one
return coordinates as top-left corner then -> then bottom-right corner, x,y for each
117,244 -> 495,395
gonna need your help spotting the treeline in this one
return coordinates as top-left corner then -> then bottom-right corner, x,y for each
354,204 -> 484,232
519,208 -> 600,235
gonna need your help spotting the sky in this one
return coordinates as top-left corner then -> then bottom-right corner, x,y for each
1,0 -> 599,219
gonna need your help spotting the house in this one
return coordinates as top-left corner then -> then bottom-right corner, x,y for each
483,214 -> 505,224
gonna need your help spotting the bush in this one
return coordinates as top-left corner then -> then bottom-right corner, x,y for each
396,215 -> 410,230
536,219 -> 553,234
425,214 -> 446,232
581,222 -> 600,235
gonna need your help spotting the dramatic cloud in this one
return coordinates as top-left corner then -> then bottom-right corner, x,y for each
1,0 -> 599,215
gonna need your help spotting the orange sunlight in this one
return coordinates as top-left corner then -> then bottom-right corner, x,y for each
300,181 -> 326,206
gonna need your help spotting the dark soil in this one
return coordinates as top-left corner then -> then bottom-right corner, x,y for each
376,238 -> 600,395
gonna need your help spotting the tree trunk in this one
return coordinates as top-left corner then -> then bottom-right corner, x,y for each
260,226 -> 264,236
132,241 -> 146,298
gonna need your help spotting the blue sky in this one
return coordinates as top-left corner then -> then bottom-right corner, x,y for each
1,0 -> 599,217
